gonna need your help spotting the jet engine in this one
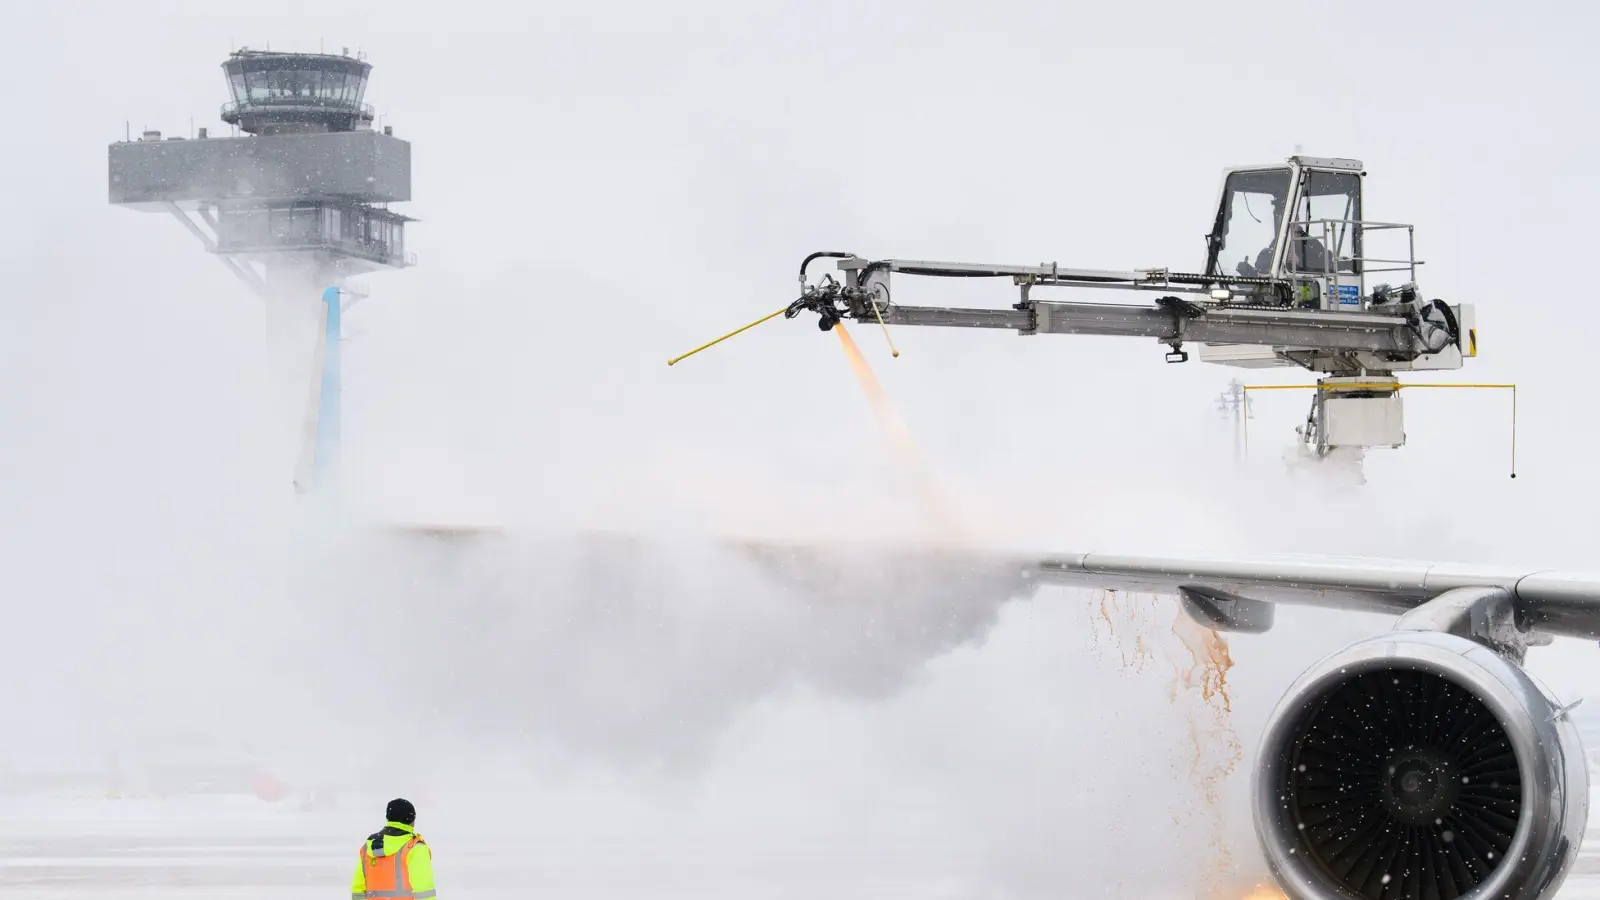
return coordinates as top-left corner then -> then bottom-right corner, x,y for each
1253,629 -> 1588,900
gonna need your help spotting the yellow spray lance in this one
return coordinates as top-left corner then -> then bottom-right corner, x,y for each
666,305 -> 793,367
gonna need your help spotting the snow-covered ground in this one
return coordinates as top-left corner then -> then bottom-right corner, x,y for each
5,788 -> 1600,899
0,795 -> 979,900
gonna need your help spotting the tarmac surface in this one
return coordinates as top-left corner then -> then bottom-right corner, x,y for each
0,793 -> 985,900
4,794 -> 1600,899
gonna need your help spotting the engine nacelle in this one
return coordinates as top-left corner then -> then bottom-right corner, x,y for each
1254,630 -> 1588,900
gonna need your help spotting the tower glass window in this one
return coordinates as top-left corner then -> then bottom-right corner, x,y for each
221,49 -> 375,135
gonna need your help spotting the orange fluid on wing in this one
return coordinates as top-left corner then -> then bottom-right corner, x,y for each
1090,591 -> 1246,896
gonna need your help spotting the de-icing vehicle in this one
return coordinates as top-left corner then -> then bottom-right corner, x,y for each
773,155 -> 1477,460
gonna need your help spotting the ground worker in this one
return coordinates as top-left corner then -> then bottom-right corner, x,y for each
351,798 -> 437,899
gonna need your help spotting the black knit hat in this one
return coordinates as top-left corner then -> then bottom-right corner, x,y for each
386,797 -> 416,825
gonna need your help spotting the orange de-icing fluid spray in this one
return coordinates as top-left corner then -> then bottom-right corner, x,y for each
833,323 -> 1259,898
832,323 -> 970,540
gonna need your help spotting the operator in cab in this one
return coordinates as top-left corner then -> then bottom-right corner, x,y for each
351,798 -> 437,899
1236,194 -> 1332,278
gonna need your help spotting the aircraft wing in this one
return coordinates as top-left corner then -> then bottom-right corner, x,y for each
384,525 -> 1600,642
718,540 -> 1600,643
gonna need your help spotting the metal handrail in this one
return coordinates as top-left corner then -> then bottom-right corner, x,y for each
1288,217 -> 1420,283
221,99 -> 375,119
1291,218 -> 1415,231
212,235 -> 410,266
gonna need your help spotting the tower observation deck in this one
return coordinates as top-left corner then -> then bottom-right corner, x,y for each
109,47 -> 414,290
221,49 -> 375,136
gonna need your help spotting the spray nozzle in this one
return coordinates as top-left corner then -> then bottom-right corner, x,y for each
667,278 -> 898,366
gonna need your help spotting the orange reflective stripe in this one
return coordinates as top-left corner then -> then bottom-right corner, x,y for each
396,840 -> 416,885
358,835 -> 420,899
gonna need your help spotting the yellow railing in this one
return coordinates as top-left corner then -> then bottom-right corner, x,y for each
1239,382 -> 1517,478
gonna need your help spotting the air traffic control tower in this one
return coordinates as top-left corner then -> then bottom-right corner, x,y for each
108,47 -> 413,292
108,48 -> 415,494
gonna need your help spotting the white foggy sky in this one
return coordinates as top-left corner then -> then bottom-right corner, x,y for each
3,0 -> 1587,598
5,0 -> 1593,533
2,1 -> 1599,896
